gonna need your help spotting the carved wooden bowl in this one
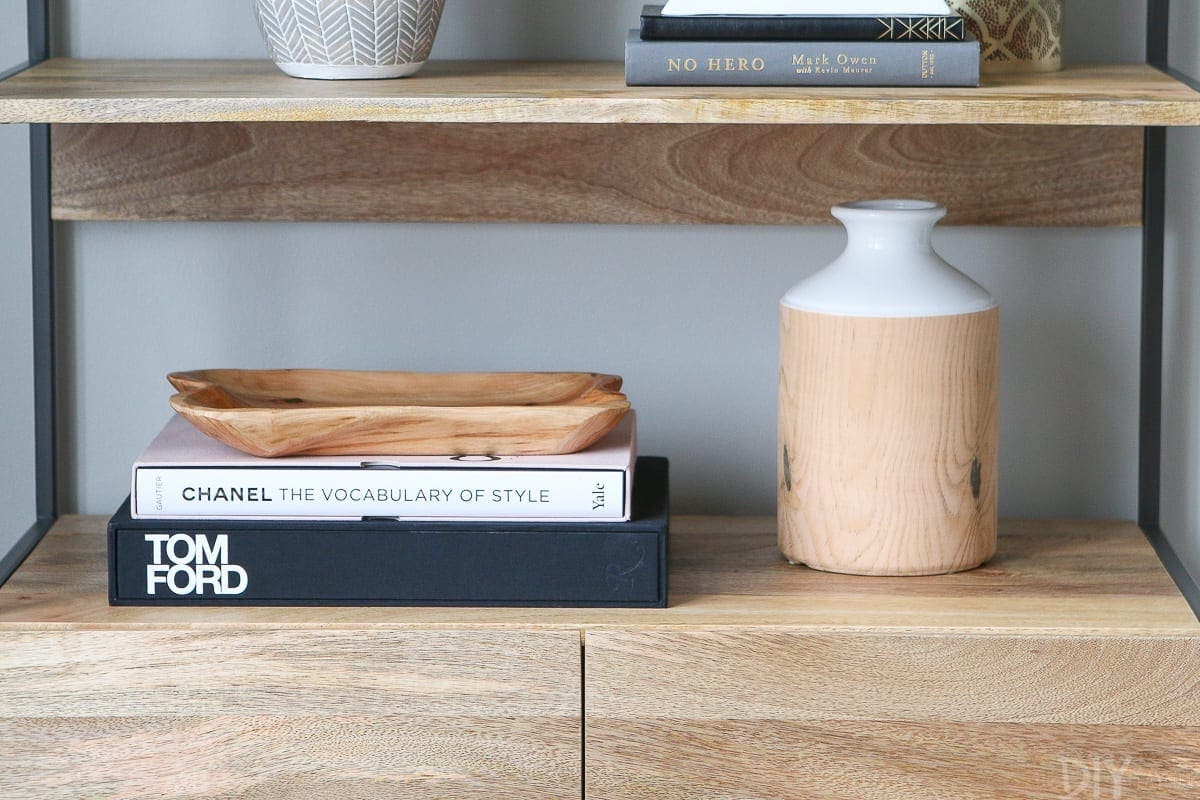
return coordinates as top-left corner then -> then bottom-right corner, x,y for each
168,369 -> 631,457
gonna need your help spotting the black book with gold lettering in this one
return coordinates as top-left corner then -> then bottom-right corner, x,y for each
640,4 -> 967,42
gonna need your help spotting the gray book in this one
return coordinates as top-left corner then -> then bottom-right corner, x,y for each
625,30 -> 979,87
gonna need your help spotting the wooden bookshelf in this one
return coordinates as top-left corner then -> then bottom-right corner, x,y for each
5,55 -> 1200,799
1,59 -> 1199,126
2,517 -> 1198,798
48,121 -> 1143,226
2,516 -> 1195,631
0,59 -> 1185,225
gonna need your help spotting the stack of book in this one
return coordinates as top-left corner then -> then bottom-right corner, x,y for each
626,0 -> 980,87
107,413 -> 668,607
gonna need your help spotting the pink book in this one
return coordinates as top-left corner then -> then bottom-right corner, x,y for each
132,413 -> 637,522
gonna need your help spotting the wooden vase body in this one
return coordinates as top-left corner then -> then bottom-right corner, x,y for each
779,307 -> 999,576
777,309 -> 993,575
778,200 -> 999,576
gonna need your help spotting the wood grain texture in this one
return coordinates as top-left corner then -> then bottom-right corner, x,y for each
166,369 -> 630,456
586,719 -> 1200,800
779,308 -> 1000,575
0,629 -> 580,799
49,122 -> 1143,226
586,630 -> 1200,725
5,716 -> 574,800
2,516 -> 1196,633
586,630 -> 1200,799
3,518 -> 1199,797
2,60 -> 1199,125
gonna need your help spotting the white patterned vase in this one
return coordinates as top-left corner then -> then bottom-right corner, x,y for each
254,0 -> 446,80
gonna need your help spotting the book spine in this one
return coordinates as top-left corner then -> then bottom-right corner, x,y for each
109,526 -> 665,606
133,466 -> 629,521
625,35 -> 980,87
640,15 -> 968,42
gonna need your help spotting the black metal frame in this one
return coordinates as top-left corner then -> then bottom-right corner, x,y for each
1141,0 -> 1200,614
0,0 -> 53,586
1,0 -> 1200,613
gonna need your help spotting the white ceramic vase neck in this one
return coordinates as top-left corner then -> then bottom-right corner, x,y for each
781,200 -> 997,319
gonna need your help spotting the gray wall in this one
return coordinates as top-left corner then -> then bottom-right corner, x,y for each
54,0 -> 1150,61
0,1 -> 1174,563
1164,3 -> 1200,584
59,223 -> 1142,520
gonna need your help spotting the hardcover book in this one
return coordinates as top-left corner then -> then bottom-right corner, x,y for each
640,5 -> 967,42
659,0 -> 955,15
132,413 -> 636,522
109,456 -> 669,608
625,31 -> 979,87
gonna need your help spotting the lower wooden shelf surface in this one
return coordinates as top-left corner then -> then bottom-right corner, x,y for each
2,516 -> 1198,799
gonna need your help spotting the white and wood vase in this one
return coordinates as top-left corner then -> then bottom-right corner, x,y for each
254,0 -> 446,80
778,200 -> 999,576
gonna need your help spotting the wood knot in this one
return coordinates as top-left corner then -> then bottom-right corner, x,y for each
783,444 -> 793,492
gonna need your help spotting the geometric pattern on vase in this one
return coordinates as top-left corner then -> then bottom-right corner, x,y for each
947,0 -> 1062,70
255,0 -> 446,65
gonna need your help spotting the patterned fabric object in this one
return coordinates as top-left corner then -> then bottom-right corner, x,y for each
947,0 -> 1063,73
255,0 -> 446,78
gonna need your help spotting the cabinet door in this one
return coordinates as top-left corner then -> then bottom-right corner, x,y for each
585,630 -> 1200,799
0,629 -> 580,799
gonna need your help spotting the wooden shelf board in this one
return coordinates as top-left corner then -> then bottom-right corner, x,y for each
1,59 -> 1199,126
49,122 -> 1143,226
1,516 -> 1196,635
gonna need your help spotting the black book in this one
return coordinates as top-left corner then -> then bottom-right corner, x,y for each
109,456 -> 669,608
639,4 -> 967,42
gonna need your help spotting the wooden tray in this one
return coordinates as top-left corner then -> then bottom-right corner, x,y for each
167,370 -> 631,457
